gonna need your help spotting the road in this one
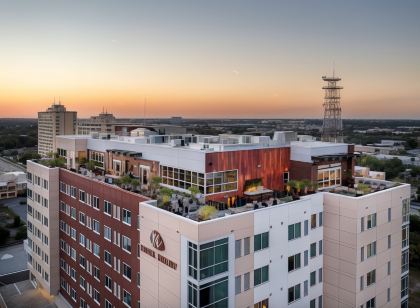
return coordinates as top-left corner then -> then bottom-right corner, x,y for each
0,197 -> 27,223
0,157 -> 26,173
0,244 -> 27,276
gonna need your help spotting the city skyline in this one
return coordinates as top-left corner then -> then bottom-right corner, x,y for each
0,0 -> 419,119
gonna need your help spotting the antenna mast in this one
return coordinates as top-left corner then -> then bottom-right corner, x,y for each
321,72 -> 343,143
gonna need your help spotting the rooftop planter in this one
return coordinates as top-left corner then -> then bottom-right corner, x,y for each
197,205 -> 218,221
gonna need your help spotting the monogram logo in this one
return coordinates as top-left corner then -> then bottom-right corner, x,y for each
150,230 -> 165,251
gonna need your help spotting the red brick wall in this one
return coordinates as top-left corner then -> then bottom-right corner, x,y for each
205,147 -> 290,201
59,169 -> 148,307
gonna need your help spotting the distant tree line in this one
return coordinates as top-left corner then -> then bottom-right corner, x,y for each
357,155 -> 405,180
0,119 -> 37,151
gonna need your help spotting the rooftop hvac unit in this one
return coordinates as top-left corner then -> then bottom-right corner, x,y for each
170,139 -> 182,147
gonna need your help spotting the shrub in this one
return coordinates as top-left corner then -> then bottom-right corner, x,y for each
13,215 -> 21,227
198,205 -> 217,221
15,225 -> 27,240
0,227 -> 10,245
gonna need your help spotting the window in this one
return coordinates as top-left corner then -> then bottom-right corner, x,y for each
254,299 -> 269,308
80,276 -> 86,290
244,237 -> 250,255
319,212 -> 323,226
310,242 -> 317,258
199,238 -> 228,280
79,190 -> 86,203
401,249 -> 409,273
188,281 -> 198,308
310,271 -> 316,286
160,165 -> 207,194
310,299 -> 316,308
235,239 -> 241,258
319,240 -> 323,255
360,275 -> 364,291
304,220 -> 308,236
288,253 -> 301,272
79,212 -> 85,225
104,225 -> 112,241
122,236 -> 131,253
235,275 -> 241,295
105,299 -> 112,308
388,235 -> 391,249
105,275 -> 112,290
205,170 -> 238,195
304,250 -> 308,266
319,295 -> 323,308
254,265 -> 269,286
367,269 -> 376,286
317,165 -> 341,188
304,280 -> 308,296
71,288 -> 77,302
388,208 -> 391,222
367,213 -> 377,229
71,207 -> 76,219
402,199 -> 410,223
401,274 -> 409,298
311,214 -> 317,229
123,289 -> 132,307
93,243 -> 100,257
288,284 -> 301,304
387,288 -> 390,302
288,222 -> 301,241
123,263 -> 132,280
93,219 -> 100,234
361,217 -> 365,232
79,234 -> 85,247
188,242 -> 198,279
402,226 -> 409,248
361,247 -> 364,262
93,196 -> 99,210
366,297 -> 375,308
367,241 -> 376,258
254,232 -> 269,251
104,250 -> 112,265
319,268 -> 323,283
388,261 -> 391,275
79,255 -> 86,268
198,276 -> 228,307
122,209 -> 131,225
104,200 -> 112,215
244,272 -> 250,291
93,288 -> 100,304
90,265 -> 98,280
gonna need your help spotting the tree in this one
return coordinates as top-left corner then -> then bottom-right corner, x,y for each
0,227 -> 10,245
406,138 -> 418,149
150,176 -> 162,196
86,160 -> 96,171
18,151 -> 40,165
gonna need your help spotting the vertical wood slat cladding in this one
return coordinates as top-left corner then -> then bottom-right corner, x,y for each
205,147 -> 290,198
59,169 -> 148,308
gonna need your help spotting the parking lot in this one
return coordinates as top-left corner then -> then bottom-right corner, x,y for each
0,280 -> 57,308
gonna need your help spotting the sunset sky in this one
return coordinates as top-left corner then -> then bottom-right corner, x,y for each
0,0 -> 419,119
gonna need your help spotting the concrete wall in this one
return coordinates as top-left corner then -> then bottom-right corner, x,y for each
323,184 -> 410,308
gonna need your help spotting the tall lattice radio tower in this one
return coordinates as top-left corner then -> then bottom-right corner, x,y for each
321,73 -> 343,143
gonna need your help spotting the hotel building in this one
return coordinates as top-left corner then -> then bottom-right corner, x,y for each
38,103 -> 77,157
26,132 -> 410,308
76,111 -> 187,136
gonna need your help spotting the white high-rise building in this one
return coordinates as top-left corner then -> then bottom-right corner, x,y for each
37,103 -> 76,157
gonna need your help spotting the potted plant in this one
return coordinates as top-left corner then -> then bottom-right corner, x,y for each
197,205 -> 217,221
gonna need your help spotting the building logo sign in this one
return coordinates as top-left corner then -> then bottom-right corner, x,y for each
150,230 -> 165,251
141,230 -> 177,270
